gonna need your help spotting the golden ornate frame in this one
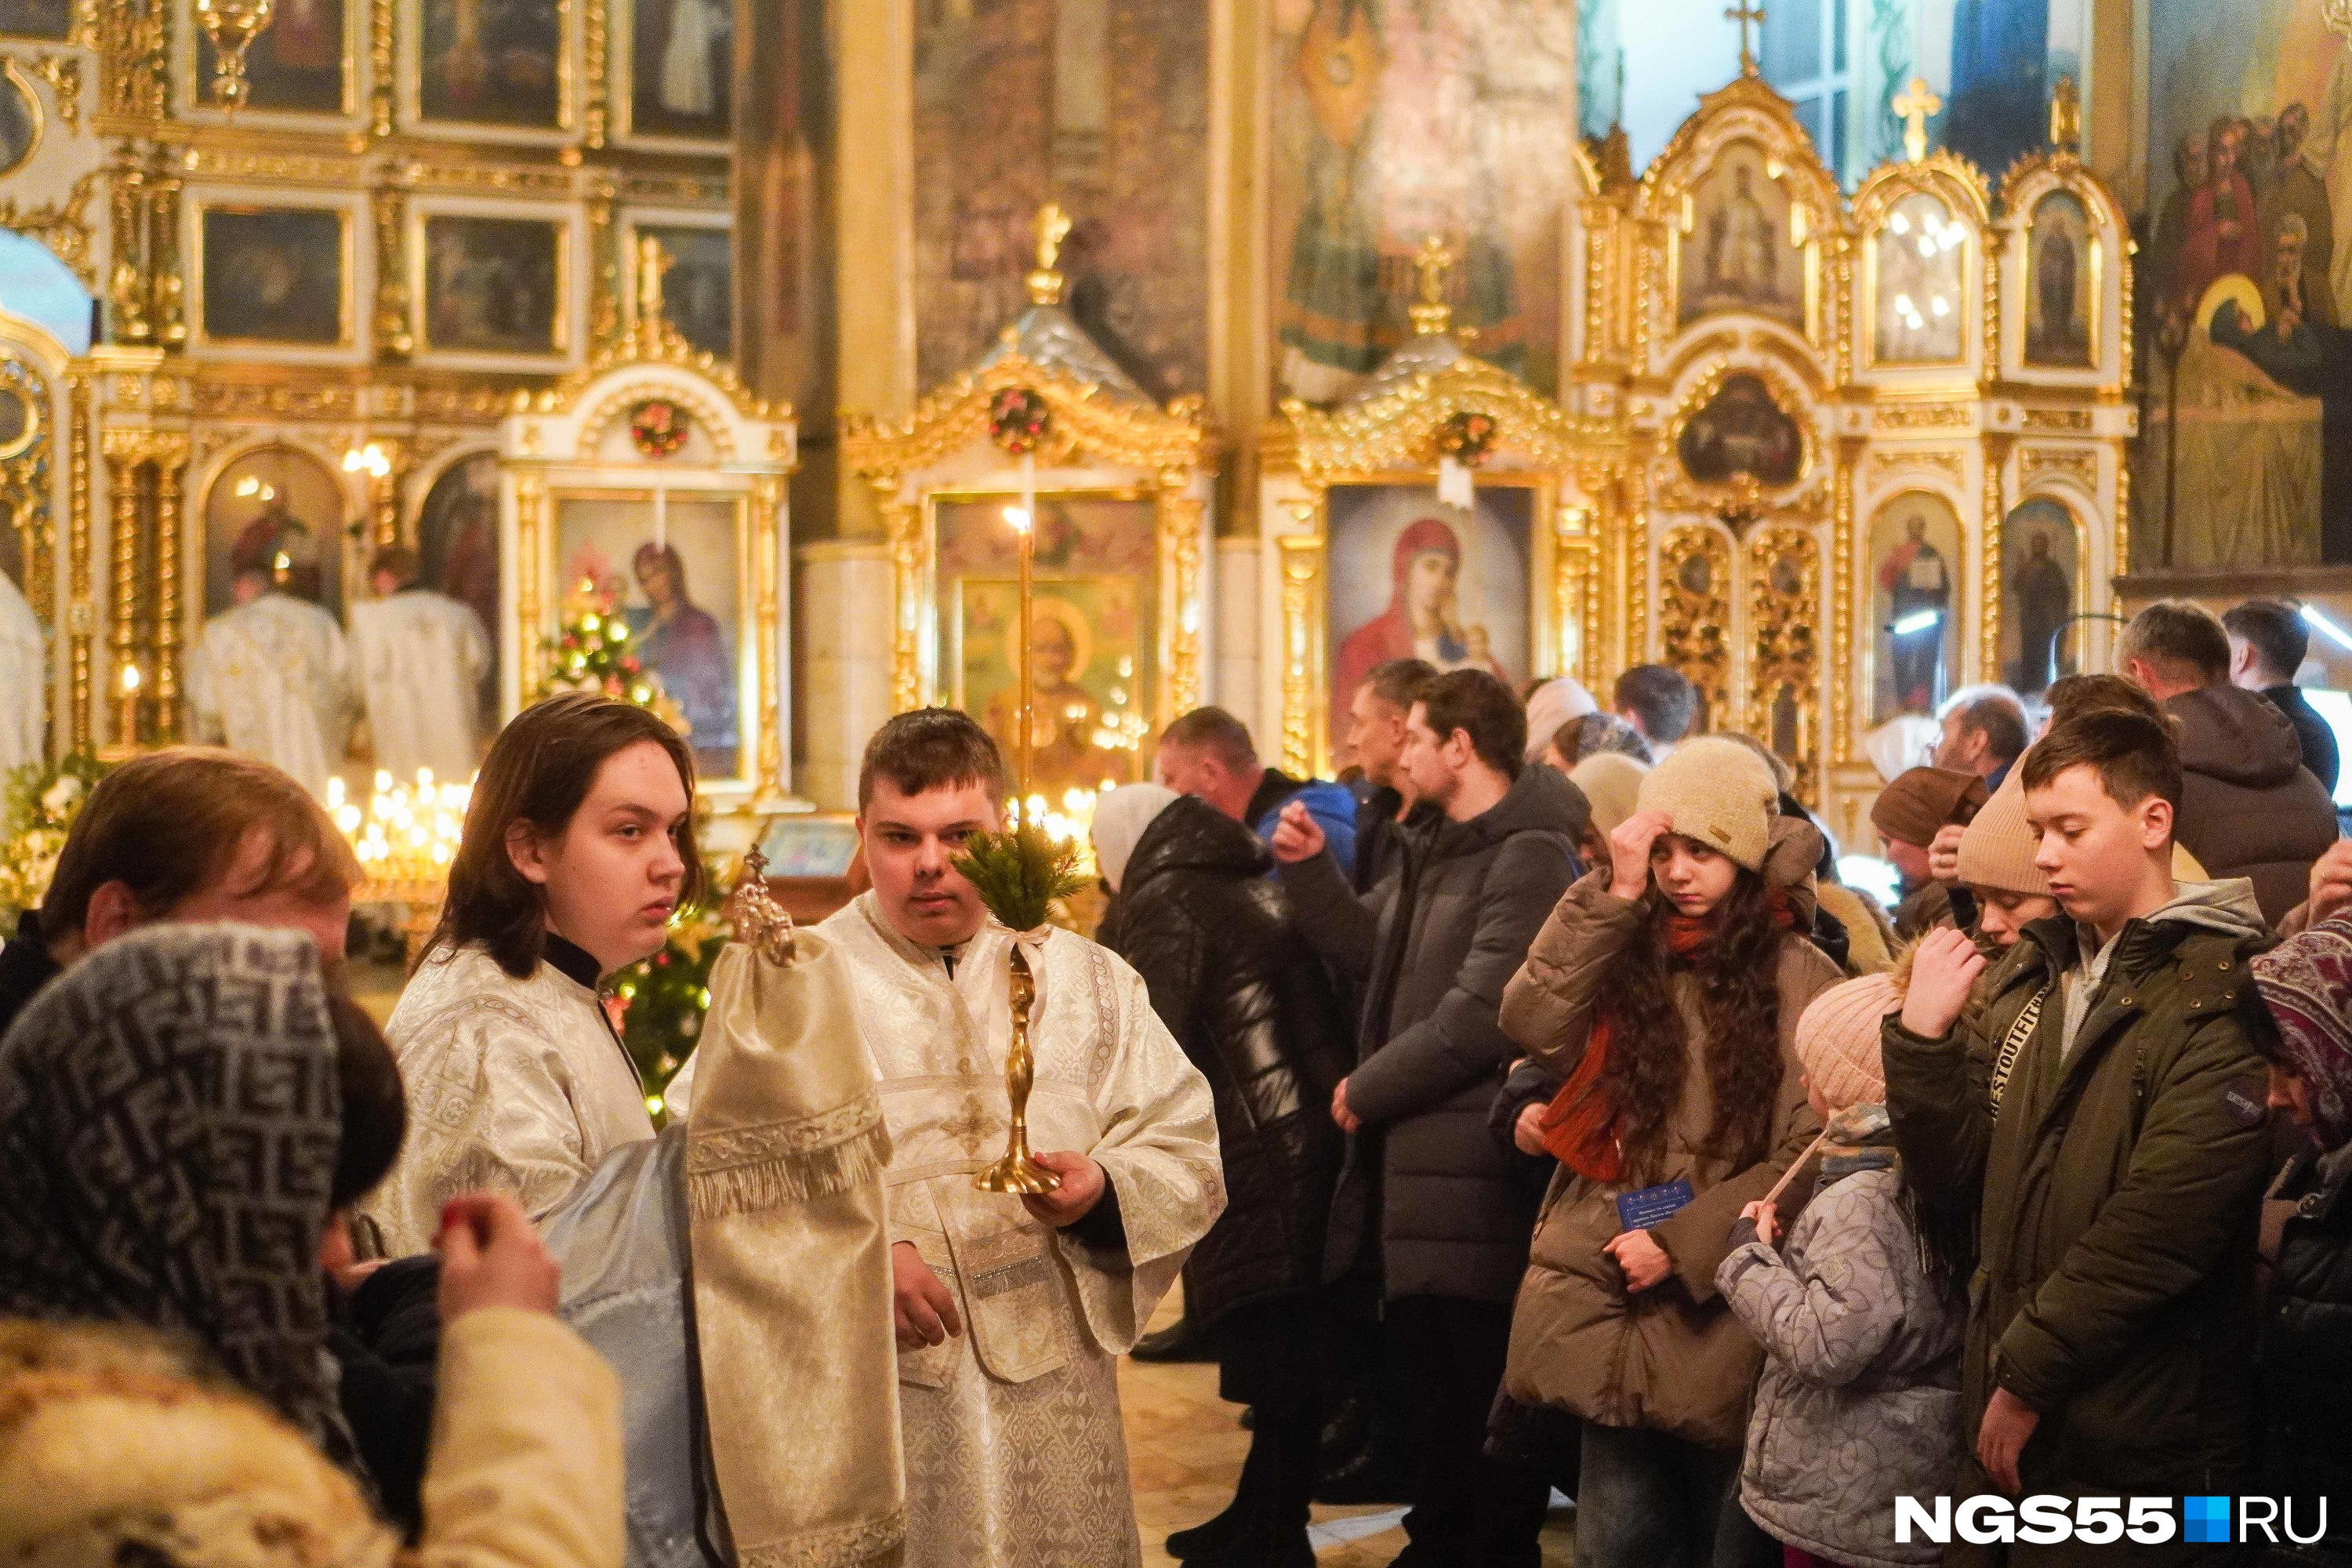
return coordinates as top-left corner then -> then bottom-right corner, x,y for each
1636,75 -> 1847,363
1745,521 -> 1821,801
1264,353 -> 1619,777
841,354 -> 1218,727
1850,151 -> 1992,376
187,194 -> 361,354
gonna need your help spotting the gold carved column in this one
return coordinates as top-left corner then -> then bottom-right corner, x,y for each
1277,516 -> 1324,778
752,473 -> 786,808
100,431 -> 147,746
1981,433 -> 2013,683
879,484 -> 922,713
1156,470 -> 1205,720
152,436 -> 188,739
1831,436 -> 1862,765
66,373 -> 92,752
514,472 -> 546,702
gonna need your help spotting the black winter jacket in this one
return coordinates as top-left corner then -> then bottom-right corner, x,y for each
2258,1138 -> 2352,1566
1099,795 -> 1352,1327
1282,763 -> 1583,1305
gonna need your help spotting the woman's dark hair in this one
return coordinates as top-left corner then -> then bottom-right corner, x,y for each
421,692 -> 704,978
1588,865 -> 1790,1185
328,993 -> 406,1212
1896,1174 -> 1975,1304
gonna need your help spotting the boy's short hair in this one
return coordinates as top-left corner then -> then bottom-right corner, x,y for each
858,708 -> 1007,810
2042,672 -> 2173,733
2220,599 -> 2310,684
2019,707 -> 2184,818
1417,669 -> 1526,778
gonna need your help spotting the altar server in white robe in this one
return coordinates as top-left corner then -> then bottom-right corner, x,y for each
835,708 -> 1222,1568
0,568 -> 42,775
350,545 -> 491,785
364,692 -> 697,1257
187,536 -> 354,800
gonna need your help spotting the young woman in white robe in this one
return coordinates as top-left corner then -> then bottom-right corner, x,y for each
363,691 -> 702,1257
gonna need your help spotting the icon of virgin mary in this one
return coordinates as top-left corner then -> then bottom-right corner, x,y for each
1332,515 -> 1506,720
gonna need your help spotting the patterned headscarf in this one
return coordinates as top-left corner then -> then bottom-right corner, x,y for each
2251,915 -> 2352,1151
0,924 -> 360,1468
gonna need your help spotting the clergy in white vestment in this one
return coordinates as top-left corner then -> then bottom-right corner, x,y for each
349,546 -> 491,784
0,570 -> 42,776
364,693 -> 699,1257
187,546 -> 354,800
829,708 -> 1222,1568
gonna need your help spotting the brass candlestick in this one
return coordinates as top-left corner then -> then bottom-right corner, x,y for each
973,943 -> 1057,1193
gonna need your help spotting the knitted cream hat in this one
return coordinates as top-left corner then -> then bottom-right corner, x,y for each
1635,735 -> 1779,870
1570,751 -> 1649,838
1955,774 -> 2052,898
1795,972 -> 1896,1112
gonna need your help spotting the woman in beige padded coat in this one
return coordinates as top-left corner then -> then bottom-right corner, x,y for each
1496,738 -> 1839,1568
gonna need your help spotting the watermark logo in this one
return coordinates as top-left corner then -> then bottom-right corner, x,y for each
1896,1495 -> 2330,1547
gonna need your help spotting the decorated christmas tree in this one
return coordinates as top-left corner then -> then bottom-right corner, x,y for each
546,573 -> 662,708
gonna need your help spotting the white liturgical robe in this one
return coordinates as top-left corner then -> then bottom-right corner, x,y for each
364,941 -> 656,1258
820,892 -> 1223,1568
187,591 -> 354,799
348,586 -> 490,783
0,571 -> 42,777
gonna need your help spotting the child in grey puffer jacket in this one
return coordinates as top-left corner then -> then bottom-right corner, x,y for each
1716,972 -> 1968,1568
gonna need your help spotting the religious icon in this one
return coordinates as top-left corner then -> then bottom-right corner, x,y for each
419,0 -> 563,129
199,207 -> 347,346
956,578 -> 1141,798
1327,484 -> 1530,735
1680,143 -> 1800,328
1873,191 -> 1967,364
1269,0 -> 1574,401
1867,494 -> 1961,724
202,446 -> 347,617
0,0 -> 71,38
421,214 -> 563,356
2025,190 -> 2095,367
1677,373 -> 1804,487
627,0 -> 732,140
2000,499 -> 2078,695
556,493 -> 746,780
636,223 -> 731,357
198,0 -> 347,114
0,70 -> 36,176
416,453 -> 502,728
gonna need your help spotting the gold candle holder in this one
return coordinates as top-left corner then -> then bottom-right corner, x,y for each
973,944 -> 1060,1194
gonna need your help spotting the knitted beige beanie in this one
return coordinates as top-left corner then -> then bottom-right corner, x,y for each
1956,773 -> 2052,898
1570,751 -> 1649,838
1635,735 -> 1779,869
1795,972 -> 1896,1112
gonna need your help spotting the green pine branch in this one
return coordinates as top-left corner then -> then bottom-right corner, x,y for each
949,823 -> 1087,932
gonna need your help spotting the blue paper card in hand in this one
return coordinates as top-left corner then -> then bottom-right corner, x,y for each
1616,1178 -> 1696,1232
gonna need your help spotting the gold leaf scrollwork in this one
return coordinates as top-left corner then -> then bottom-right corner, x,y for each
1746,524 -> 1820,804
1660,523 -> 1732,732
0,168 -> 100,288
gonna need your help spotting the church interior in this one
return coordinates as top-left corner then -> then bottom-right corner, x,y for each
0,0 -> 2347,1560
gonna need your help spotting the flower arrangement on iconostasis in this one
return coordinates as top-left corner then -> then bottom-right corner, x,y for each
0,753 -> 112,920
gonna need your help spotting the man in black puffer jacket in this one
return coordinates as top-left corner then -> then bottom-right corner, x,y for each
1274,670 -> 1584,1568
1095,785 -> 1353,1566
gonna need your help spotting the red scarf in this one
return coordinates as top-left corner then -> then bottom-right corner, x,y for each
1537,893 -> 1796,1181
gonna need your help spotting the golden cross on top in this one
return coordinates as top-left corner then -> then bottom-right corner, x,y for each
1409,233 -> 1459,336
2049,74 -> 2081,153
1726,0 -> 1765,75
1026,201 -> 1073,306
1893,75 -> 1942,163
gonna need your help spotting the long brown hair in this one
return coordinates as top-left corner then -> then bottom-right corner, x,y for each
421,693 -> 704,978
1588,867 -> 1792,1185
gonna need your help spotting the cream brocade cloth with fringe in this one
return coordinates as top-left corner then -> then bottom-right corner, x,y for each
822,892 -> 1224,1568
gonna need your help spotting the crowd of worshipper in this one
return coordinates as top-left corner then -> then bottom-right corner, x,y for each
2,592 -> 2350,1568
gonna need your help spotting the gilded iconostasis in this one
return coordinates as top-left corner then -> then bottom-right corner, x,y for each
1,0 -> 2349,846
